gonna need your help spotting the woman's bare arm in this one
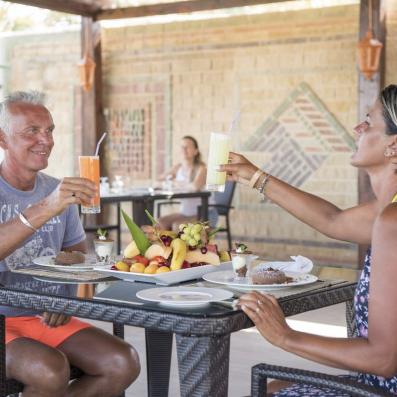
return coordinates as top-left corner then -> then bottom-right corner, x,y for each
221,153 -> 378,244
188,164 -> 206,191
265,175 -> 377,244
239,205 -> 397,377
158,164 -> 180,181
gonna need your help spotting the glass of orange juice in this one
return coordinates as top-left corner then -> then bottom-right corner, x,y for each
79,155 -> 100,214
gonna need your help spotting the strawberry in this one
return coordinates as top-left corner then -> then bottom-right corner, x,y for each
206,244 -> 218,254
152,256 -> 167,263
132,255 -> 149,266
181,261 -> 191,269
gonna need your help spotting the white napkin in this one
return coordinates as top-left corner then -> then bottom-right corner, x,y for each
255,255 -> 313,274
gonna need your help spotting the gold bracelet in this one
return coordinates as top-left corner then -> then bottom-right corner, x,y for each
249,169 -> 264,188
18,212 -> 38,233
257,173 -> 271,195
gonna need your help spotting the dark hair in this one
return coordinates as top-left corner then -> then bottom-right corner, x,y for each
380,84 -> 397,135
182,135 -> 203,166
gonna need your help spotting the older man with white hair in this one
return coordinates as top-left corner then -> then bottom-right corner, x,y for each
0,91 -> 140,397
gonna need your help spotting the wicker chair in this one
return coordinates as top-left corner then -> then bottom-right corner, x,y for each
251,364 -> 393,397
250,301 -> 394,397
0,316 -> 125,397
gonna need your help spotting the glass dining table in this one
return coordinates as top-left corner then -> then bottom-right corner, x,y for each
0,270 -> 356,397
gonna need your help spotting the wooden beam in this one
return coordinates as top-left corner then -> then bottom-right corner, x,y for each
81,16 -> 104,155
3,0 -> 100,17
80,16 -> 106,227
357,0 -> 386,267
97,0 -> 289,20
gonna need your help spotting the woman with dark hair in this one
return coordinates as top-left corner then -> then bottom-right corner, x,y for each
220,85 -> 397,395
158,136 -> 207,230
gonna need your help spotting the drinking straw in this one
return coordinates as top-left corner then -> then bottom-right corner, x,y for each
228,110 -> 240,135
95,132 -> 107,156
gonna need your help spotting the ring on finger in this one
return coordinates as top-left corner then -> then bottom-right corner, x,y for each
255,306 -> 261,313
257,299 -> 262,305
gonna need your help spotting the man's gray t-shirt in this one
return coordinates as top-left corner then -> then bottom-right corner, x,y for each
0,172 -> 85,316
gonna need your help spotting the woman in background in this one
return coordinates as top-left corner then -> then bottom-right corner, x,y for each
158,136 -> 207,230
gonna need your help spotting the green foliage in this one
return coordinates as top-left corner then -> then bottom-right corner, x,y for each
121,209 -> 150,255
144,209 -> 158,226
0,3 -> 78,32
96,228 -> 108,238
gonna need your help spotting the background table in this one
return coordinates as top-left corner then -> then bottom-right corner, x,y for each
102,188 -> 211,224
83,189 -> 211,253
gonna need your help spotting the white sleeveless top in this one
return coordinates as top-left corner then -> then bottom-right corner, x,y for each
175,165 -> 202,216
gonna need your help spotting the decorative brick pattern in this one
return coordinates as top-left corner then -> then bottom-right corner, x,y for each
103,79 -> 170,181
105,107 -> 150,178
243,82 -> 355,190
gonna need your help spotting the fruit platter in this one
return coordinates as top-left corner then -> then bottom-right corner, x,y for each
94,210 -> 232,285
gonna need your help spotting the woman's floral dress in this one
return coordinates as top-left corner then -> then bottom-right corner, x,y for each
272,249 -> 397,396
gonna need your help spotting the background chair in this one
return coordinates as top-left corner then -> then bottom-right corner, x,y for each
204,181 -> 236,251
156,200 -> 181,218
251,363 -> 393,397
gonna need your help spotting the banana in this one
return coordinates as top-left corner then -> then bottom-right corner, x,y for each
160,230 -> 178,239
170,238 -> 187,271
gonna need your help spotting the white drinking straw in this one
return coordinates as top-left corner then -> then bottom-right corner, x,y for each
95,132 -> 107,156
228,110 -> 240,135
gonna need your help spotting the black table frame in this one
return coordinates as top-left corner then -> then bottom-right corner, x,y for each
0,280 -> 356,397
101,190 -> 210,225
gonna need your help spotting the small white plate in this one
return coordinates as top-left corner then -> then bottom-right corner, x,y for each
203,270 -> 317,290
93,261 -> 232,285
33,255 -> 100,272
136,287 -> 233,307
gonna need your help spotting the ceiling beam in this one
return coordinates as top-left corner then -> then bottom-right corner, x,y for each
3,0 -> 100,17
97,0 -> 289,20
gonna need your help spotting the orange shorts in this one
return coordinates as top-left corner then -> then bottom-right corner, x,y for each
6,316 -> 92,347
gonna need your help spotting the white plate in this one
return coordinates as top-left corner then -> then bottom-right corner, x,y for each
93,261 -> 232,285
136,287 -> 233,307
203,270 -> 318,290
33,255 -> 101,272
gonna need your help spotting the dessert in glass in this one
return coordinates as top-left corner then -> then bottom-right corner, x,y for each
94,229 -> 114,263
230,243 -> 257,279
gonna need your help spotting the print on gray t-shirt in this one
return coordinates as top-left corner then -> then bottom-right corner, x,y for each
0,172 -> 85,316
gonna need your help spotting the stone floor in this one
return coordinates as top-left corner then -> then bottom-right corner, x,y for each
88,302 -> 348,397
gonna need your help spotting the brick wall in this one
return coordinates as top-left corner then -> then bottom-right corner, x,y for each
3,2 -> 397,267
385,0 -> 397,86
3,30 -> 81,178
102,4 -> 360,266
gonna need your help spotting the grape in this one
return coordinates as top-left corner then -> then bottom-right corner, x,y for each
200,247 -> 208,254
193,224 -> 202,233
193,233 -> 201,241
188,238 -> 197,247
180,234 -> 187,241
184,226 -> 192,235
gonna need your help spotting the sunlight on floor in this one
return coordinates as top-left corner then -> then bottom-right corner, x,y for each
243,319 -> 347,337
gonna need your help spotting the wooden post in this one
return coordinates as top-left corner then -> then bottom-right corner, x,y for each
81,17 -> 105,228
357,0 -> 385,267
80,16 -> 104,156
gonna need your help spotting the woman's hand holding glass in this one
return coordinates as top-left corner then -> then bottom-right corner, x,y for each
219,152 -> 261,186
